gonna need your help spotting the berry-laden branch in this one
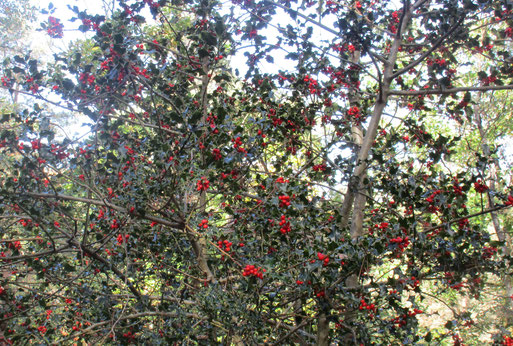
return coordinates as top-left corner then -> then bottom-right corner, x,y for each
424,201 -> 513,233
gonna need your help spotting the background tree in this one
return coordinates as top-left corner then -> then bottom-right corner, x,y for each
0,0 -> 35,56
0,0 -> 36,106
1,0 -> 513,344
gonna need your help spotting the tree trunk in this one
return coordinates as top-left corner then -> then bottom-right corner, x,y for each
316,311 -> 330,346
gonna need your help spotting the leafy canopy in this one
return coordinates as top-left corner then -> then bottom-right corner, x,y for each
1,0 -> 513,344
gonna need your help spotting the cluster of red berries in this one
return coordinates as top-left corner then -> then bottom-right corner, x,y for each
31,140 -> 41,150
196,177 -> 210,191
474,179 -> 489,193
79,72 -> 96,85
303,75 -> 319,94
107,187 -> 116,198
391,308 -> 423,327
458,218 -> 469,230
276,177 -> 289,183
217,240 -> 232,252
279,215 -> 291,234
72,321 -> 82,331
377,222 -> 389,230
116,234 -> 129,245
312,164 -> 327,172
198,219 -> 209,229
315,289 -> 325,298
18,219 -> 31,227
347,106 -> 361,120
242,264 -> 264,279
359,299 -> 376,313
231,136 -> 246,153
482,246 -> 498,259
409,276 -> 420,289
122,331 -> 136,342
317,252 -> 330,266
212,148 -> 222,160
1,76 -> 11,87
47,16 -> 64,38
368,222 -> 389,235
278,195 -> 291,208
426,189 -> 442,203
452,177 -> 464,196
111,219 -> 120,229
389,236 -> 410,252
7,241 -> 21,250
502,336 -> 513,345
426,189 -> 443,213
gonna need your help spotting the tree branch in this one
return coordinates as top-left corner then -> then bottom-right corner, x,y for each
390,15 -> 465,79
0,245 -> 71,262
22,192 -> 185,230
388,84 -> 513,96
424,204 -> 511,233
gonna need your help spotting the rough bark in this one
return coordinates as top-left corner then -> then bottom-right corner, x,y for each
316,311 -> 329,346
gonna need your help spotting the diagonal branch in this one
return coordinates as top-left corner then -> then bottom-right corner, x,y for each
22,192 -> 185,230
74,241 -> 144,300
0,245 -> 71,262
390,15 -> 465,79
424,204 -> 510,233
388,84 -> 513,96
